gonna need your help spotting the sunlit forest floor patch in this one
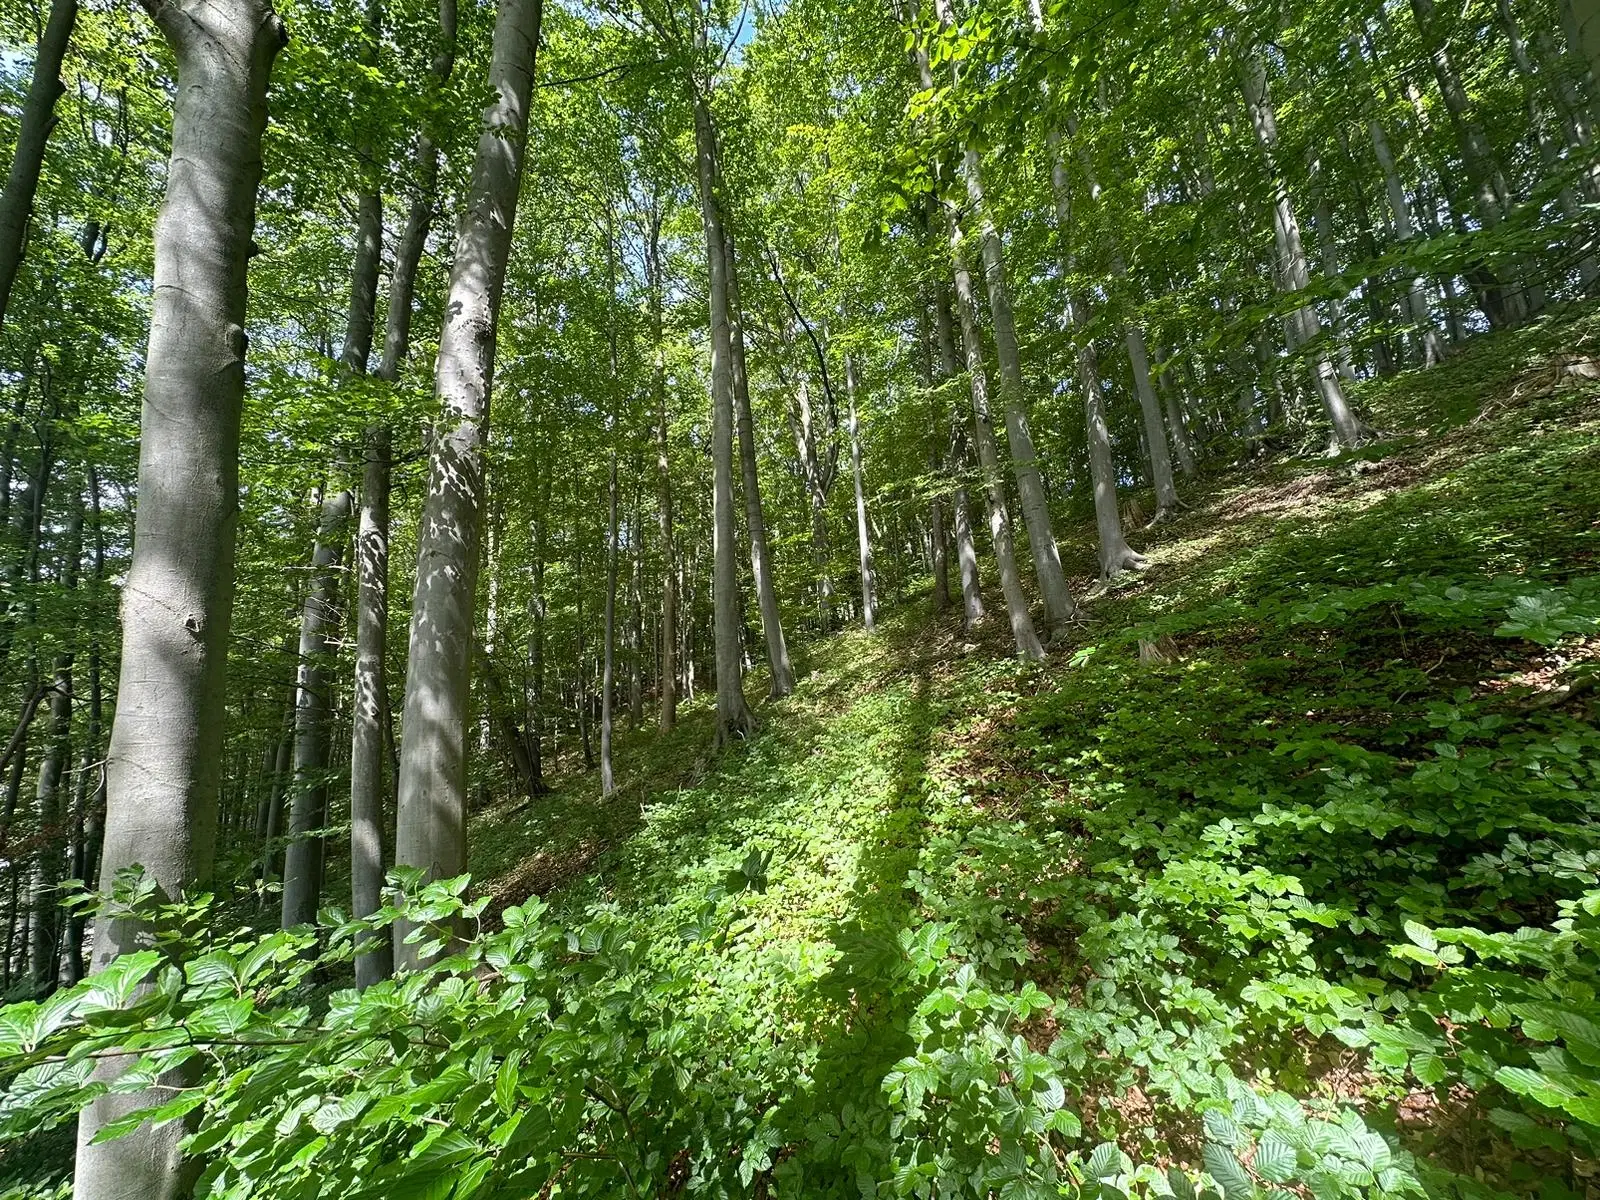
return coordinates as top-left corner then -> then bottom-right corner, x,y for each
467,310 -> 1600,1196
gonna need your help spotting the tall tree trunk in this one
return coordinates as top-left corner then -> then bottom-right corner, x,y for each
340,0 -> 398,988
917,305 -> 951,610
377,0 -> 458,383
933,285 -> 985,629
351,426 -> 392,986
75,1 -> 284,1194
0,0 -> 78,335
948,217 -> 1044,661
1366,106 -> 1447,367
28,649 -> 70,995
844,352 -> 878,630
654,384 -> 677,734
1239,50 -> 1368,450
724,225 -> 793,694
1409,0 -> 1527,324
1498,0 -> 1598,287
64,476 -> 105,986
692,93 -> 754,745
1066,123 -> 1183,518
256,691 -> 293,886
1152,345 -> 1198,477
1573,0 -> 1600,97
958,150 -> 1076,636
601,453 -> 618,797
646,201 -> 677,733
281,488 -> 353,931
1046,128 -> 1147,576
393,0 -> 542,971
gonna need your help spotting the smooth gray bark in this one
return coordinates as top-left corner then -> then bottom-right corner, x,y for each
377,0 -> 458,383
917,305 -> 950,611
1066,124 -> 1181,518
692,93 -> 754,745
28,652 -> 70,995
724,225 -> 793,693
1575,0 -> 1600,95
0,0 -> 78,335
933,286 -> 985,629
1366,109 -> 1447,367
927,0 -> 1072,635
601,453 -> 618,797
351,424 -> 392,987
1046,130 -> 1146,576
393,0 -> 542,971
1239,51 -> 1368,450
1408,0 -> 1527,325
648,206 -> 677,733
782,321 -> 839,632
1152,345 -> 1198,478
844,352 -> 878,630
75,1 -> 284,1195
959,150 -> 1076,636
281,489 -> 353,931
948,216 -> 1043,661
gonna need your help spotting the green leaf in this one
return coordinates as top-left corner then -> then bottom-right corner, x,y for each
1252,1132 -> 1297,1184
1203,1143 -> 1254,1200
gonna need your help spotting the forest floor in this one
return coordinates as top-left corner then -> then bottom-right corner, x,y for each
467,307 -> 1600,1197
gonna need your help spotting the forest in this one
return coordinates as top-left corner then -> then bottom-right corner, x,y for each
0,0 -> 1596,1192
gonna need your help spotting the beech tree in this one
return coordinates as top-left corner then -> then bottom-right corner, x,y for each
71,0 -> 286,1193
393,0 -> 543,969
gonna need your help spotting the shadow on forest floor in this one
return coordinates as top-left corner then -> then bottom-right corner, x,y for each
464,307 -> 1600,1195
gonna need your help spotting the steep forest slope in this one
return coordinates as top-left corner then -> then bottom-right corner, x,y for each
2,313 -> 1596,1200
453,309 -> 1600,1197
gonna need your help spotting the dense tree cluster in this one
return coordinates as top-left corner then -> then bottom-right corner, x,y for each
0,0 -> 1592,1190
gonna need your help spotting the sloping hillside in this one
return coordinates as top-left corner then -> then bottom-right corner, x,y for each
460,313 -> 1600,1196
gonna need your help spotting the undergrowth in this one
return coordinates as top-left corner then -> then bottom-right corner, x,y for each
2,312 -> 1599,1198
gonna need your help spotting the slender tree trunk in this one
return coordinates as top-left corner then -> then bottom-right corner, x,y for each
378,0 -> 458,383
393,0 -> 542,971
1239,50 -> 1368,450
28,650 -> 70,995
1573,0 -> 1600,97
1046,129 -> 1147,576
692,93 -> 754,745
601,453 -> 618,797
351,424 -> 392,987
958,151 -> 1076,635
1153,345 -> 1198,477
340,0 -> 398,987
1367,108 -> 1447,366
917,305 -> 951,610
646,203 -> 677,733
724,225 -> 793,694
1409,0 -> 1527,324
64,480 -> 104,984
255,689 -> 293,883
1065,123 -> 1183,518
0,0 -> 78,335
75,1 -> 284,1194
281,489 -> 353,931
627,488 -> 644,726
654,376 -> 677,734
844,352 -> 878,630
933,285 -> 985,629
948,216 -> 1044,661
